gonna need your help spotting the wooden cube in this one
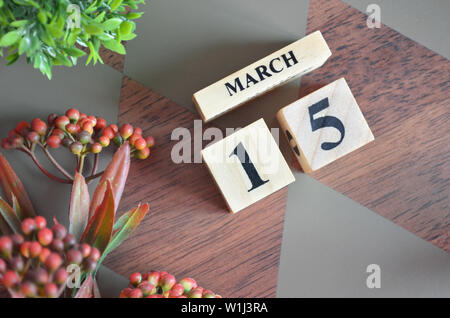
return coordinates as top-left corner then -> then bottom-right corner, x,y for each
277,78 -> 374,172
193,31 -> 332,122
201,118 -> 295,213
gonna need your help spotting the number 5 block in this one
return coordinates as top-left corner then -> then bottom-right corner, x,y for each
277,78 -> 374,173
201,118 -> 295,213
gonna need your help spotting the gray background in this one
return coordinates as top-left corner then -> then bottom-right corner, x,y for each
0,0 -> 449,297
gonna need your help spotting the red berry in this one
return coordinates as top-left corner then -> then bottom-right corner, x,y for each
29,242 -> 42,258
50,239 -> 64,253
65,123 -> 77,135
66,108 -> 80,122
45,253 -> 62,271
136,147 -> 150,159
0,258 -> 6,273
89,247 -> 100,261
31,268 -> 49,286
138,282 -> 156,297
160,273 -> 176,292
82,121 -> 93,135
90,143 -> 102,154
102,127 -> 115,139
47,135 -> 61,149
47,113 -> 57,126
67,249 -> 83,264
120,288 -> 133,298
10,234 -> 24,247
21,218 -> 36,235
37,228 -> 53,246
129,272 -> 142,286
128,133 -> 140,146
34,216 -> 47,230
79,243 -> 91,258
21,281 -> 38,297
82,259 -> 97,272
134,138 -> 147,150
188,287 -> 204,298
44,283 -> 59,298
95,117 -> 106,130
170,283 -> 184,296
109,124 -> 118,134
63,234 -> 76,250
27,131 -> 40,143
10,135 -> 23,148
98,135 -> 110,147
134,127 -> 143,135
203,290 -> 216,298
55,116 -> 70,130
52,223 -> 67,240
78,131 -> 91,144
179,277 -> 197,294
51,129 -> 65,140
15,121 -> 30,135
9,256 -> 24,272
146,294 -> 164,298
39,248 -> 51,263
79,113 -> 87,120
31,118 -> 47,135
128,288 -> 143,298
1,138 -> 12,150
120,124 -> 133,139
1,270 -> 19,288
145,136 -> 155,148
54,268 -> 68,285
20,242 -> 30,258
87,116 -> 97,127
145,271 -> 161,286
70,141 -> 83,155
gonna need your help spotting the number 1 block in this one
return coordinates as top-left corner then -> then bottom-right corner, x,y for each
201,118 -> 295,213
277,78 -> 374,173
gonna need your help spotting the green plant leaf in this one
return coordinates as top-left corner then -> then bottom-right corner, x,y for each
18,36 -> 31,54
102,18 -> 122,31
74,275 -> 94,298
69,172 -> 90,241
0,198 -> 21,234
0,30 -> 21,47
0,154 -> 35,218
89,142 -> 130,218
96,203 -> 149,269
84,24 -> 103,35
110,0 -> 124,11
10,20 -> 28,28
64,47 -> 86,58
102,39 -> 125,54
81,180 -> 114,253
120,33 -> 136,41
126,12 -> 144,20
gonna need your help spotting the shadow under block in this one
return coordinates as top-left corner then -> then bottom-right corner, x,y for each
193,31 -> 332,122
202,119 -> 295,213
278,78 -> 374,172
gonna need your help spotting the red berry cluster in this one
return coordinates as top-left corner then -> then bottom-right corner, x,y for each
120,271 -> 221,298
0,217 -> 99,298
1,108 -> 155,159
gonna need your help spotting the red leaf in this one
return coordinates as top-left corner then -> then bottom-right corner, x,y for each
0,198 -> 21,234
89,142 -> 130,218
80,180 -> 115,253
69,172 -> 90,241
74,275 -> 94,298
0,154 -> 35,218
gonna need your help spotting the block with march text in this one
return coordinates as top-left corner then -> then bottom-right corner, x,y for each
277,78 -> 374,173
201,118 -> 295,213
193,31 -> 332,122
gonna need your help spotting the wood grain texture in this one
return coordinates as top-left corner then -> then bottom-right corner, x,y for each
102,76 -> 288,297
300,0 -> 449,252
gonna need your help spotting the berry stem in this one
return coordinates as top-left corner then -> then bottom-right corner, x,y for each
18,147 -> 73,184
38,144 -> 74,181
89,153 -> 99,177
78,154 -> 86,175
86,170 -> 104,183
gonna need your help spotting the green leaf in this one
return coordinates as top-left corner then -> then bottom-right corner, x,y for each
126,12 -> 144,20
0,30 -> 20,47
0,154 -> 35,218
110,0 -> 124,11
84,24 -> 103,35
11,194 -> 23,220
89,143 -> 130,218
10,20 -> 28,28
64,47 -> 86,58
81,181 -> 114,253
18,36 -> 31,54
102,39 -> 125,55
69,172 -> 90,241
0,198 -> 21,234
102,18 -> 122,31
121,33 -> 136,41
96,203 -> 149,269
119,21 -> 132,36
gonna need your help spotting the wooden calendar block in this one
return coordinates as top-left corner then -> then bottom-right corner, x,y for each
201,118 -> 295,213
193,31 -> 332,122
277,78 -> 374,173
